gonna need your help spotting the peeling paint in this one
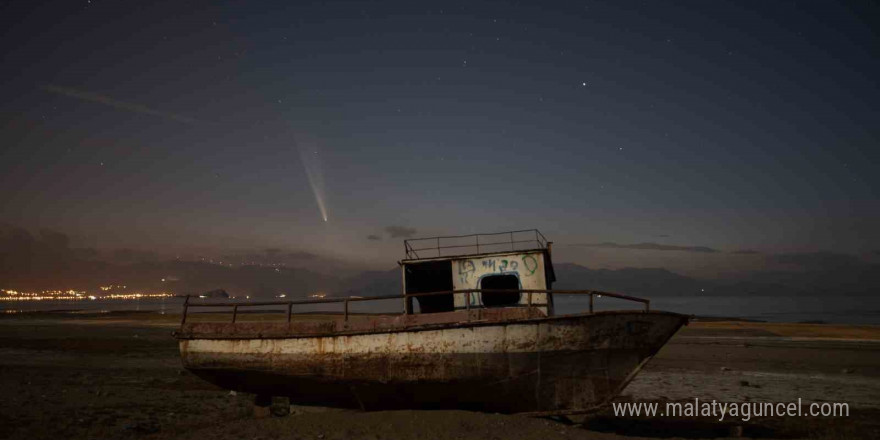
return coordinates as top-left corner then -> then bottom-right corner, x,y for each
179,311 -> 687,414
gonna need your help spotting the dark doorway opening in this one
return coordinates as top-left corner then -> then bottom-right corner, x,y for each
480,274 -> 521,307
405,261 -> 454,313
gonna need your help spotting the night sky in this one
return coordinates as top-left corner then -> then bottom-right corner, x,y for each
2,0 -> 878,275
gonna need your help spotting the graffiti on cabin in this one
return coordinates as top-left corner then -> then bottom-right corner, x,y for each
458,254 -> 541,284
457,259 -> 476,283
452,252 -> 548,310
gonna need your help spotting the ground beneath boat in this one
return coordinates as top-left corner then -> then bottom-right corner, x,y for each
1,312 -> 878,439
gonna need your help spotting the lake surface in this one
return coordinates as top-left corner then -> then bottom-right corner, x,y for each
555,294 -> 880,325
2,294 -> 878,325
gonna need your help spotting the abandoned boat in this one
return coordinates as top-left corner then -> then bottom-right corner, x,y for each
175,230 -> 687,415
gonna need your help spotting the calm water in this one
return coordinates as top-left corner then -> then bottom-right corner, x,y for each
0,296 -> 395,316
2,295 -> 878,325
555,295 -> 880,325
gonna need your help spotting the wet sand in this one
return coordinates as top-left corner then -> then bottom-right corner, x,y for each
2,312 -> 879,439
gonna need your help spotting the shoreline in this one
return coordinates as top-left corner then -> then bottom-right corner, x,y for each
4,295 -> 879,326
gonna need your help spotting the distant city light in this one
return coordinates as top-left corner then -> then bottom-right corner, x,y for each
0,288 -> 173,302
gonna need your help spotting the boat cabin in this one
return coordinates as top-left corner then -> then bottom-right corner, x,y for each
400,230 -> 556,316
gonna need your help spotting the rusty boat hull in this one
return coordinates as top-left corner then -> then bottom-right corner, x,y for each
177,310 -> 687,414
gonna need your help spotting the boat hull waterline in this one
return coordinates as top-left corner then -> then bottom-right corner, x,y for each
178,311 -> 687,414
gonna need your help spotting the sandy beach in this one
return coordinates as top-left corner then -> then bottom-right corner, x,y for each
2,312 -> 878,440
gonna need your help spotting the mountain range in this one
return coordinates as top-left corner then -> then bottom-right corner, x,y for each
2,225 -> 877,300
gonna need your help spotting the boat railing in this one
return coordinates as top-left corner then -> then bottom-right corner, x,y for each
179,289 -> 650,326
403,229 -> 549,260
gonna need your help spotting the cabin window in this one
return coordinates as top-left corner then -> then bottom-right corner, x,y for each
480,274 -> 521,307
405,261 -> 454,313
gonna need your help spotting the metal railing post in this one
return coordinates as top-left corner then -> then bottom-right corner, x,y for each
232,305 -> 238,323
180,295 -> 189,326
287,302 -> 293,322
344,299 -> 349,322
589,293 -> 594,313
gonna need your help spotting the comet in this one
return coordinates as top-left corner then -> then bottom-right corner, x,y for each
41,84 -> 197,124
298,141 -> 328,222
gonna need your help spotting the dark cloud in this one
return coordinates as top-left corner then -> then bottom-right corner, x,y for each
731,249 -> 761,254
655,234 -> 671,238
366,235 -> 382,241
774,252 -> 862,269
571,242 -> 719,253
385,226 -> 417,238
112,248 -> 159,263
284,251 -> 319,260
